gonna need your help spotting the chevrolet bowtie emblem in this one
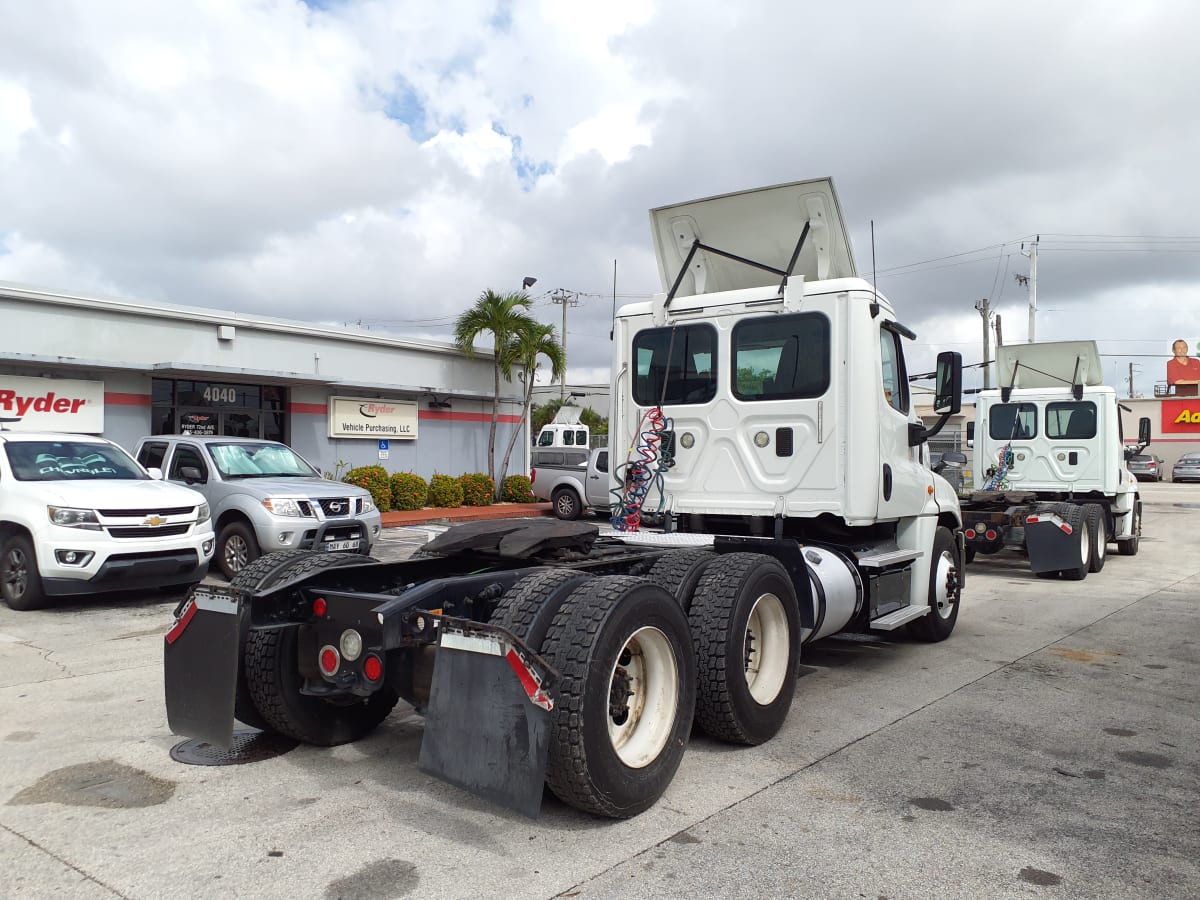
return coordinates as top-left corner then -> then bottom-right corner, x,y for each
143,516 -> 167,527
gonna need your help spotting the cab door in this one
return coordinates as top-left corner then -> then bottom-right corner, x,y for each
877,326 -> 931,519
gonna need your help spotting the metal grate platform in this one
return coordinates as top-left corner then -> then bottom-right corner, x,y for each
170,728 -> 299,766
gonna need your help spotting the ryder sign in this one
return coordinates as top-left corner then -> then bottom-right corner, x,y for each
0,376 -> 105,432
328,396 -> 418,439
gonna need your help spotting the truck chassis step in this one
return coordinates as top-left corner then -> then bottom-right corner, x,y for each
869,605 -> 930,631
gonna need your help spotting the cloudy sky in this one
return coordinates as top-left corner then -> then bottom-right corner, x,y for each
2,0 -> 1198,398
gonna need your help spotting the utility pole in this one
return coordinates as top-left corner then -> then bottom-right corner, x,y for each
993,313 -> 1003,351
1020,236 -> 1039,343
550,289 -> 579,401
975,298 -> 992,389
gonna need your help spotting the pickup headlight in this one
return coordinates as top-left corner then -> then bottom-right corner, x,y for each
261,498 -> 309,517
48,506 -> 102,530
197,502 -> 210,523
358,497 -> 375,515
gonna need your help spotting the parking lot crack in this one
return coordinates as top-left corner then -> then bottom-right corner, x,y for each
1,820 -> 131,898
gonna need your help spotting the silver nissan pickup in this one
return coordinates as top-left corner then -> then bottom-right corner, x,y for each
133,435 -> 381,578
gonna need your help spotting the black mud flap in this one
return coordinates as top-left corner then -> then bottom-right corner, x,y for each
164,586 -> 242,748
1024,512 -> 1078,574
418,620 -> 555,818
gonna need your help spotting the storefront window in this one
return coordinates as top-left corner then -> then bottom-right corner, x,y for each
152,379 -> 287,441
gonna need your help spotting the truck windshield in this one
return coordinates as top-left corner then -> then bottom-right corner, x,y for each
4,440 -> 147,481
989,403 -> 1038,440
632,324 -> 717,406
207,442 -> 319,478
733,313 -> 830,401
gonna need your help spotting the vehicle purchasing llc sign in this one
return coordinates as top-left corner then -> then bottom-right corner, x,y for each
328,396 -> 418,439
0,375 -> 105,432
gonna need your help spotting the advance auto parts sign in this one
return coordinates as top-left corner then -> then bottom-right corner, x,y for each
328,396 -> 418,439
0,376 -> 104,433
1162,399 -> 1200,434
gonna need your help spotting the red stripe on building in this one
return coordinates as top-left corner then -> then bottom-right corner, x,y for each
289,402 -> 328,415
419,410 -> 523,424
104,392 -> 151,406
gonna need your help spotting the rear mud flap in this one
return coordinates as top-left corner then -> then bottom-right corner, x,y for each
164,586 -> 241,748
1024,515 -> 1078,574
418,622 -> 555,819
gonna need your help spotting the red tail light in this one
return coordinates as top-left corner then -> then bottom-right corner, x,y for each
530,468 -> 537,483
312,597 -> 328,618
363,654 -> 383,682
985,529 -> 998,541
318,645 -> 340,676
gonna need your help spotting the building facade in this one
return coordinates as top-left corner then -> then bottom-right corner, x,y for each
2,282 -> 527,480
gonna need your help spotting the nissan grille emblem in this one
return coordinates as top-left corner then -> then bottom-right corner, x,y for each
328,500 -> 346,513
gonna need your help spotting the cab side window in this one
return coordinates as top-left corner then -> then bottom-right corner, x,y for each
880,329 -> 910,413
168,445 -> 208,481
137,441 -> 168,470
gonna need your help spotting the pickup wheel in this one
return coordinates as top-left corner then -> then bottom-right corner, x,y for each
0,535 -> 50,611
688,553 -> 801,745
646,549 -> 717,613
551,487 -> 583,521
540,576 -> 696,818
234,551 -> 381,736
1083,504 -> 1106,573
1118,502 -> 1141,556
908,526 -> 962,642
244,625 -> 398,746
489,568 -> 593,651
216,521 -> 260,580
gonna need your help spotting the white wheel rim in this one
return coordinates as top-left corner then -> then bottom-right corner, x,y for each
606,626 -> 678,769
933,550 -> 956,619
1079,521 -> 1090,566
1095,522 -> 1105,560
744,592 -> 789,704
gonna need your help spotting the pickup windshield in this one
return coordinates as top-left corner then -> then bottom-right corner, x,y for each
207,442 -> 319,478
4,440 -> 147,481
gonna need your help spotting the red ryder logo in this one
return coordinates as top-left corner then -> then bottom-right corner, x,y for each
0,390 -> 88,418
358,402 -> 397,417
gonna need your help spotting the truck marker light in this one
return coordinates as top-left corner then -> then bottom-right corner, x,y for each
927,485 -> 935,495
312,597 -> 328,618
339,629 -> 363,661
362,654 -> 383,682
319,645 -> 340,676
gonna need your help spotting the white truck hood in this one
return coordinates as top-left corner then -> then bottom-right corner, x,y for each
996,341 -> 1104,389
33,478 -> 205,510
649,177 -> 857,298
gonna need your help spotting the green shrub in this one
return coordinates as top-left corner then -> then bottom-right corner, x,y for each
344,465 -> 392,513
459,472 -> 494,507
501,474 -> 537,503
428,473 -> 464,508
389,472 -> 428,511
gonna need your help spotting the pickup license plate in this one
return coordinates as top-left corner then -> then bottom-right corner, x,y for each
324,539 -> 360,552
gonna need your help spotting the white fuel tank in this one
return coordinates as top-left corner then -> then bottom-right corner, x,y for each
800,545 -> 864,642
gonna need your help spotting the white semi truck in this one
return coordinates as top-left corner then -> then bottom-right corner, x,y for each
960,341 -> 1151,578
164,178 -> 966,819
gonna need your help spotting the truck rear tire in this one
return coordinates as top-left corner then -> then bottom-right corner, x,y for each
238,551 -> 387,742
244,625 -> 398,745
489,568 -> 593,651
551,487 -> 583,521
1118,503 -> 1140,556
688,553 -> 800,745
646,549 -> 717,613
907,526 -> 962,642
1060,505 -> 1090,581
216,520 -> 260,580
540,576 -> 696,818
0,535 -> 50,611
1083,504 -> 1106,573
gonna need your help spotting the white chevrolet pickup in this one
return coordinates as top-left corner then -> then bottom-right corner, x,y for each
0,432 -> 215,610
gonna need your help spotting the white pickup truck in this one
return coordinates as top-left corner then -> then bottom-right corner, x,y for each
530,446 -> 610,520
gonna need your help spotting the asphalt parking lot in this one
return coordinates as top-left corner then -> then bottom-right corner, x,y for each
2,483 -> 1198,899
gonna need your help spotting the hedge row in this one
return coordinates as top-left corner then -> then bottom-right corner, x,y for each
342,468 -> 537,512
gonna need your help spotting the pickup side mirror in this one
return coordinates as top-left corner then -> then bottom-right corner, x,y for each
179,465 -> 205,485
147,467 -> 164,481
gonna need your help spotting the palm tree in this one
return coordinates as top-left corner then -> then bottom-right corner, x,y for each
454,289 -> 532,484
498,319 -> 566,489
